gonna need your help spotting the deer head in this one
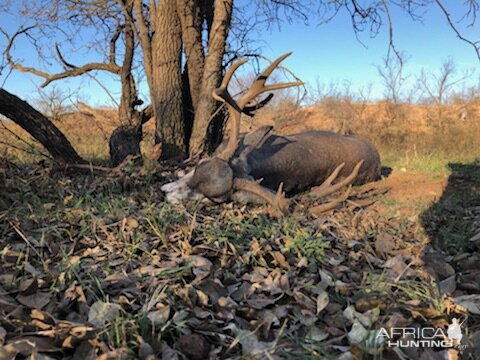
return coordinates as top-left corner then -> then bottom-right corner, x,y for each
184,53 -> 302,211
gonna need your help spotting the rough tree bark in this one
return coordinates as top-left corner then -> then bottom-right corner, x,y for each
110,0 -> 144,166
176,0 -> 205,110
188,0 -> 233,155
153,0 -> 185,159
176,0 -> 205,153
0,88 -> 84,164
134,0 -> 186,160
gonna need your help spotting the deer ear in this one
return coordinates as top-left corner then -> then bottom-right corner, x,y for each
230,126 -> 273,177
243,125 -> 274,149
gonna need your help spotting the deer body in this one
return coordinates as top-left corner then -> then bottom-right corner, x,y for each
241,130 -> 380,194
162,53 -> 381,213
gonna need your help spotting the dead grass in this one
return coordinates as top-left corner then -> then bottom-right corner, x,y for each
0,101 -> 479,358
0,109 -> 155,163
0,159 -> 472,359
254,100 -> 480,175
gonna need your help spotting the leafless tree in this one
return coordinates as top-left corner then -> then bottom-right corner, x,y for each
417,58 -> 474,128
1,0 -> 480,164
1,0 -> 150,165
417,59 -> 468,105
376,55 -> 407,104
35,86 -> 77,122
0,0 -> 310,161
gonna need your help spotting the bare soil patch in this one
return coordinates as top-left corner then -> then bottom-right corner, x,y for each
377,171 -> 446,203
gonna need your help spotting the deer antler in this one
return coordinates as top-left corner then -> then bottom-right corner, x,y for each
309,187 -> 353,216
242,93 -> 274,117
311,160 -> 364,198
308,160 -> 364,215
213,53 -> 303,161
233,178 -> 289,213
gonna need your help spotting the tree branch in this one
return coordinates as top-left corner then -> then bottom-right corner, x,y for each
109,22 -> 124,65
434,0 -> 480,61
5,25 -> 121,88
380,0 -> 404,67
133,0 -> 153,85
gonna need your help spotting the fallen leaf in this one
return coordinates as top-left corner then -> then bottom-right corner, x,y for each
138,339 -> 155,360
3,337 -> 60,356
160,341 -> 179,360
187,255 -> 213,282
18,277 -> 38,295
17,292 -> 51,310
439,275 -> 456,295
306,326 -> 329,342
88,301 -> 122,327
147,304 -> 170,326
316,289 -> 329,315
375,233 -> 396,256
247,296 -> 276,309
453,295 -> 480,315
175,334 -> 210,360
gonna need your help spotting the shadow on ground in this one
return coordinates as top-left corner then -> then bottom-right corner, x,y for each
420,160 -> 480,357
421,160 -> 480,253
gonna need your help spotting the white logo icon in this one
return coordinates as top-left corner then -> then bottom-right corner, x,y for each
447,318 -> 463,343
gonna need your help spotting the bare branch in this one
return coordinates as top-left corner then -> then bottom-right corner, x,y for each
109,22 -> 124,65
5,25 -> 121,88
434,0 -> 480,61
380,0 -> 404,67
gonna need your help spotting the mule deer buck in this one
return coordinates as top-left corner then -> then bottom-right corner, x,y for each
162,53 -> 381,213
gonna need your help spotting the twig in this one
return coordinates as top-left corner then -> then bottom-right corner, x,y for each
8,220 -> 43,259
381,0 -> 404,68
434,0 -> 480,61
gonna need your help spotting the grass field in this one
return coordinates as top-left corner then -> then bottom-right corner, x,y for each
0,101 -> 479,359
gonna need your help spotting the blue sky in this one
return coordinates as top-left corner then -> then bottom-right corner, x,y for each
258,2 -> 480,100
1,2 -> 479,106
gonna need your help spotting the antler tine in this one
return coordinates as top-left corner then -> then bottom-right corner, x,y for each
309,187 -> 352,216
242,93 -> 274,117
233,178 -> 289,214
238,52 -> 303,108
311,160 -> 364,199
213,58 -> 249,111
213,59 -> 249,161
220,58 -> 248,88
214,53 -> 302,161
307,160 -> 364,216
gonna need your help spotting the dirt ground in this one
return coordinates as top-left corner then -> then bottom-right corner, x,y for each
375,171 -> 447,206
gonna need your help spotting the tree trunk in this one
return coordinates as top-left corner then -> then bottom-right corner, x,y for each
151,0 -> 186,160
0,88 -> 83,164
189,0 -> 233,155
133,0 -> 186,160
176,0 -> 205,110
110,3 -> 143,166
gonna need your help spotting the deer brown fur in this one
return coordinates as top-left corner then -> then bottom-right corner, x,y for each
162,53 -> 381,213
